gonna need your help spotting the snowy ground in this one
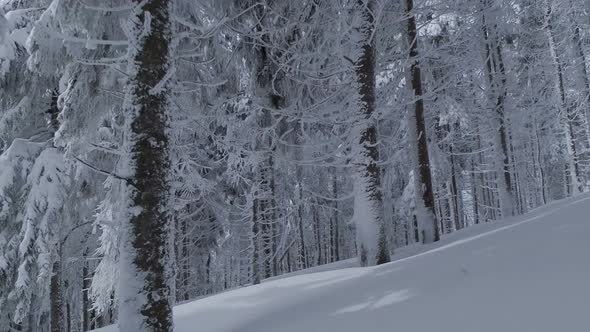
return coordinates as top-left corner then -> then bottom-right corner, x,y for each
95,194 -> 590,332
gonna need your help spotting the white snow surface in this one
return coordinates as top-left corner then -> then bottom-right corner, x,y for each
95,194 -> 590,332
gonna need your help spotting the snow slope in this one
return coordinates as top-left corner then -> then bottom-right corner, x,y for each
96,194 -> 590,332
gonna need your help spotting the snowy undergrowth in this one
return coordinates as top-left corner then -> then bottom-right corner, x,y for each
95,193 -> 590,332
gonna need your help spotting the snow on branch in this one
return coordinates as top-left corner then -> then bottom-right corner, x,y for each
77,0 -> 135,12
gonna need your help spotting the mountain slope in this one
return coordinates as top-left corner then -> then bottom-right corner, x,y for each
96,194 -> 590,332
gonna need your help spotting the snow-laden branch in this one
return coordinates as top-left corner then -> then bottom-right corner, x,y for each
73,156 -> 134,186
75,59 -> 129,77
44,27 -> 128,46
150,66 -> 176,95
77,0 -> 135,12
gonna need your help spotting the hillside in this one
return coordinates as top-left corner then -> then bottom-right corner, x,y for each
96,194 -> 590,332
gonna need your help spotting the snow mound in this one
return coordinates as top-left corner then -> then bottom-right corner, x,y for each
95,194 -> 590,332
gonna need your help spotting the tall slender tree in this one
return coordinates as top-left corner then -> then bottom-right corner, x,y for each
351,0 -> 390,266
404,0 -> 440,243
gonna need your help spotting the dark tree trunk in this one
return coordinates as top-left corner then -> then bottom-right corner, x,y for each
261,199 -> 273,279
66,303 -> 71,332
295,124 -> 308,269
252,201 -> 261,285
405,0 -> 439,242
181,217 -> 190,300
353,0 -> 390,266
481,0 -> 514,217
495,43 -> 514,200
471,158 -> 480,225
297,195 -> 307,269
50,245 -> 63,332
118,1 -> 174,331
332,170 -> 340,262
251,10 -> 280,280
533,119 -> 548,204
572,24 -> 590,125
545,0 -> 582,194
313,206 -> 322,266
449,145 -> 462,230
82,248 -> 91,331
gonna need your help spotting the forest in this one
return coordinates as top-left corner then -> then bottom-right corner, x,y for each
0,0 -> 588,331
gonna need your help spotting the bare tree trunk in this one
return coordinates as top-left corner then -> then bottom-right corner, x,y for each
480,0 -> 514,218
545,0 -> 582,194
82,248 -> 91,331
251,201 -> 261,285
471,158 -> 480,225
352,0 -> 390,266
313,205 -> 322,266
405,0 -> 439,242
572,23 -> 590,125
449,146 -> 462,230
294,117 -> 307,269
533,118 -> 548,204
475,127 -> 493,222
332,170 -> 340,262
252,10 -> 281,279
296,196 -> 307,269
117,1 -> 174,331
261,198 -> 273,279
180,217 -> 190,300
50,245 -> 63,332
266,168 -> 277,278
571,22 -> 590,189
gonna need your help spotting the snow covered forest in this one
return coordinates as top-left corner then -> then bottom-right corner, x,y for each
0,0 -> 588,331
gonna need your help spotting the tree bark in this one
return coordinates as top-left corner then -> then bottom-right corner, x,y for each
313,206 -> 322,265
544,0 -> 582,194
352,0 -> 390,266
405,0 -> 440,242
251,201 -> 261,285
180,217 -> 190,300
50,245 -> 63,332
533,118 -> 548,204
480,0 -> 515,218
332,170 -> 340,262
572,23 -> 590,126
82,247 -> 91,331
117,1 -> 175,331
295,126 -> 308,269
449,145 -> 462,230
251,6 -> 280,280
